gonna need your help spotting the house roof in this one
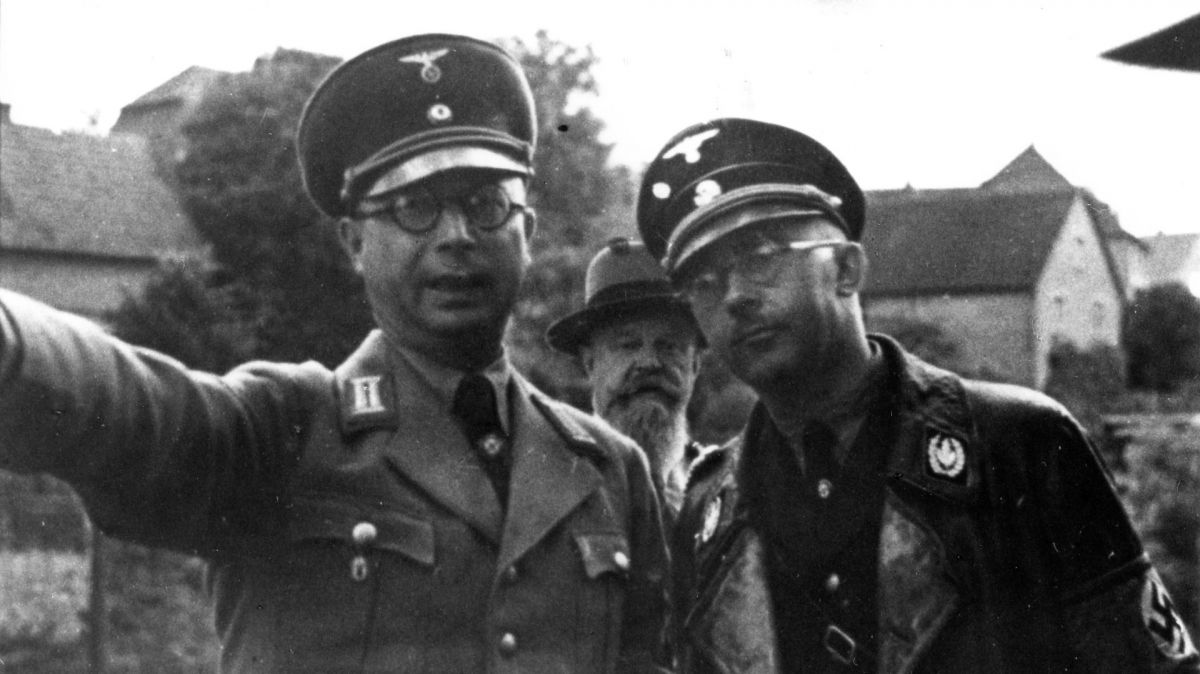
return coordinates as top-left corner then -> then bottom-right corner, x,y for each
0,122 -> 201,258
979,145 -> 1073,192
862,187 -> 1078,297
118,65 -> 226,112
1143,233 -> 1200,285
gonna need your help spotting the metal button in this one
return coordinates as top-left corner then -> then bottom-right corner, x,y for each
498,632 -> 518,656
351,555 -> 369,582
824,573 -> 840,593
613,551 -> 630,572
352,521 -> 378,546
502,564 -> 519,584
817,479 -> 833,499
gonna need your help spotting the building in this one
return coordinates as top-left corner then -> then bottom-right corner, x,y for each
1,103 -> 202,320
1141,233 -> 1200,294
862,146 -> 1138,388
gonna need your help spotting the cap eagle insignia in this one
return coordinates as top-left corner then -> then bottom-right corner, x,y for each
400,48 -> 450,83
663,128 -> 719,164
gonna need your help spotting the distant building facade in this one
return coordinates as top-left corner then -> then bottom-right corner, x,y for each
1,105 -> 202,320
1142,233 -> 1200,294
862,147 -> 1140,389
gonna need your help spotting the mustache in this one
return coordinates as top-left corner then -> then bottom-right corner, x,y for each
612,368 -> 684,406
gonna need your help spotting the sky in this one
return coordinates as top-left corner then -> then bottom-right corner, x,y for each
2,0 -> 1198,237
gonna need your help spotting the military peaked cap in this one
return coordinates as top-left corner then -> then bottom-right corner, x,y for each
297,34 -> 537,218
546,238 -> 704,355
636,118 -> 864,274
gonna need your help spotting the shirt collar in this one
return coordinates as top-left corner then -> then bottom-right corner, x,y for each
388,339 -> 514,435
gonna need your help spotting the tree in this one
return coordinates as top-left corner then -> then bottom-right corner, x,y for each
1124,283 -> 1200,392
497,32 -> 637,402
112,49 -> 372,372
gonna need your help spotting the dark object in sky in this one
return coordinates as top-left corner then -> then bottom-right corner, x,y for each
1102,12 -> 1200,72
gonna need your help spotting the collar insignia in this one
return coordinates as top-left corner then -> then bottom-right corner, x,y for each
349,375 -> 387,414
924,428 -> 967,483
663,128 -> 719,164
400,48 -> 450,83
697,493 -> 723,548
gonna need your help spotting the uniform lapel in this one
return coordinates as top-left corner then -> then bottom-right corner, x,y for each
496,376 -> 602,573
336,332 -> 504,544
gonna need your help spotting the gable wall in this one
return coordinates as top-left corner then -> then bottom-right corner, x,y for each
1033,195 -> 1125,386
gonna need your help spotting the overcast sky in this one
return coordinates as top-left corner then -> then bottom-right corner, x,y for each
2,0 -> 1198,237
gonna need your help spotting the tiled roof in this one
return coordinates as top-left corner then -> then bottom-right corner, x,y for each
980,145 -> 1073,192
0,122 -> 201,258
862,187 -> 1078,296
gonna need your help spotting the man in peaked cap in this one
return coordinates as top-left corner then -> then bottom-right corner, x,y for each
638,118 -> 1198,673
0,35 -> 669,673
547,237 -> 707,517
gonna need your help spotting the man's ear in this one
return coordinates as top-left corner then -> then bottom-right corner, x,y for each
337,217 -> 366,274
522,208 -> 537,241
834,242 -> 867,296
578,343 -> 596,376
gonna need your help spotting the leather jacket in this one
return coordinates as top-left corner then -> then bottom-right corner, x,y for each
673,335 -> 1198,673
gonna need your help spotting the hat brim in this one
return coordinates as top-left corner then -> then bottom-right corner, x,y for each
666,183 -> 849,275
546,296 -> 705,355
366,146 -> 532,197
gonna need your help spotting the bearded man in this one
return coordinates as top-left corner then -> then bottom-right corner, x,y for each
547,237 -> 706,516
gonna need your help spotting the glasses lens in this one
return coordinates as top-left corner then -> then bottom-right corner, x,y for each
463,184 -> 512,230
391,189 -> 441,233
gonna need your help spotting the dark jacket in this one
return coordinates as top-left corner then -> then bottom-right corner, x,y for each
0,289 -> 669,673
673,335 -> 1198,673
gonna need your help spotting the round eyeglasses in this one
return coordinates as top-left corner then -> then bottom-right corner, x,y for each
677,238 -> 846,307
357,183 -> 528,234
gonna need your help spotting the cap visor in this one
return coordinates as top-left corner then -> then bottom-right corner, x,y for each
367,146 -> 531,196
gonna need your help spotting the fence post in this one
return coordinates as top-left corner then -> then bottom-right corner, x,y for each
87,525 -> 106,674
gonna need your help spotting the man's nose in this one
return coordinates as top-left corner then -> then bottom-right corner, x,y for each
633,343 -> 664,369
430,204 -> 475,248
723,272 -> 761,318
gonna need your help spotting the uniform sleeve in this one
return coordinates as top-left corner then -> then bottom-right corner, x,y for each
1035,410 -> 1199,672
618,442 -> 673,673
0,289 -> 314,554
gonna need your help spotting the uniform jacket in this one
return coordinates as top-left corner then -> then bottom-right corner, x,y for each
0,290 -> 669,673
673,334 -> 1199,674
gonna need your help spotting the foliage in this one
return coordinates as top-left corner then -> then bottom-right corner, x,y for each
1044,341 -> 1126,439
498,31 -> 638,401
111,49 -> 372,372
1124,283 -> 1200,392
1113,423 -> 1200,632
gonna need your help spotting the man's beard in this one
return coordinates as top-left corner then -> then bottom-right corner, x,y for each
604,395 -> 689,478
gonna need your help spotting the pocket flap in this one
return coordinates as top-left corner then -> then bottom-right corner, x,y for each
289,497 -> 435,567
574,532 -> 631,580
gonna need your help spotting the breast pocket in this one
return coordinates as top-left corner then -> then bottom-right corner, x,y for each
275,496 -> 436,666
572,531 -> 631,668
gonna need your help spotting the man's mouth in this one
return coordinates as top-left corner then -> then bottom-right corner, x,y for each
426,273 -> 489,293
732,324 -> 778,348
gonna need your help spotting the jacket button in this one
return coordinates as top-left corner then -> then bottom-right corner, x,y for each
613,551 -> 630,572
352,521 -> 378,546
502,564 -> 519,584
817,479 -> 833,499
498,632 -> 518,656
825,573 -> 840,593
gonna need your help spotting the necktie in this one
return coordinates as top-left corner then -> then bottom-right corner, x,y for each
452,373 -> 511,508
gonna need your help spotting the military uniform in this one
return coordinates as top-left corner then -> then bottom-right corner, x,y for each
0,34 -> 669,673
635,118 -> 1199,673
